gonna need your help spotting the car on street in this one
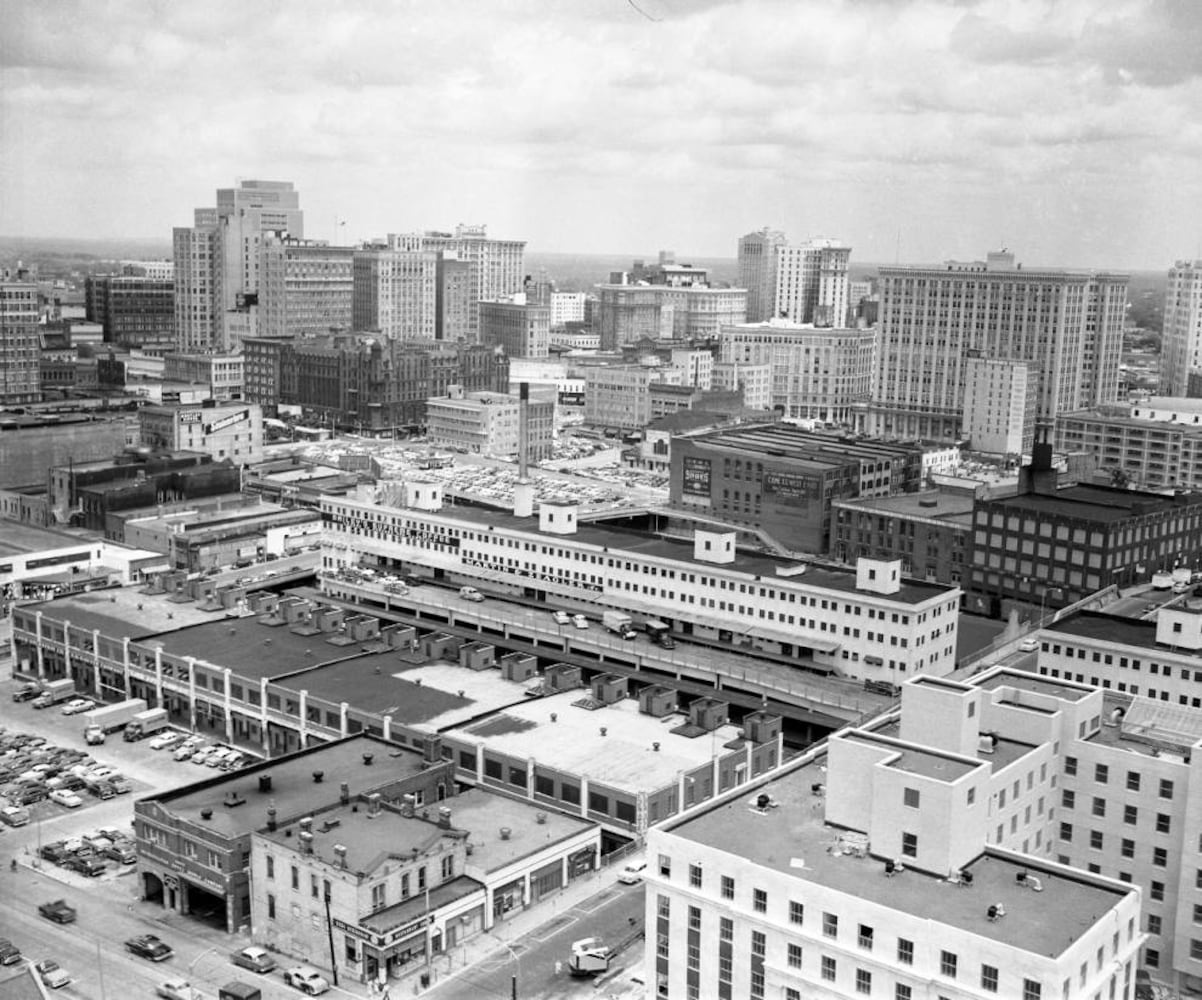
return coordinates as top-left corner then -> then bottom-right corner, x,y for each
35,959 -> 71,989
157,978 -> 205,1000
126,934 -> 174,962
90,781 -> 116,799
12,684 -> 41,702
458,586 -> 485,602
230,946 -> 277,974
0,939 -> 21,965
572,614 -> 589,629
282,966 -> 330,995
552,610 -> 571,625
60,698 -> 95,716
38,900 -> 77,924
1019,638 -> 1040,652
48,788 -> 83,808
617,860 -> 647,884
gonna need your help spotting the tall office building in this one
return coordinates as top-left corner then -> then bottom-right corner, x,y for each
388,225 -> 525,340
173,180 -> 303,354
84,273 -> 175,350
869,250 -> 1129,441
351,247 -> 437,340
479,294 -> 550,357
1160,260 -> 1202,396
737,227 -> 788,323
435,255 -> 471,342
0,266 -> 42,405
961,356 -> 1037,457
774,237 -> 851,327
260,237 -> 353,340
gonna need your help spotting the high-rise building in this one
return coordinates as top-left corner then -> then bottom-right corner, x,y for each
594,285 -> 747,350
719,320 -> 875,424
870,250 -> 1129,441
260,237 -> 353,340
352,247 -> 437,340
389,225 -> 525,340
84,274 -> 175,350
774,237 -> 851,327
479,294 -> 550,358
0,267 -> 42,406
549,292 -> 587,329
1160,260 -> 1202,396
435,255 -> 471,342
173,180 -> 303,354
737,227 -> 788,323
961,356 -> 1037,456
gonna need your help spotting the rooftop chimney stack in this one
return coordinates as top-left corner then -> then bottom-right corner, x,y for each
368,792 -> 381,817
333,844 -> 348,869
267,804 -> 277,832
299,831 -> 314,854
339,782 -> 350,805
401,794 -> 416,817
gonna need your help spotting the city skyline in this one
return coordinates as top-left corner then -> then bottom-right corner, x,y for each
3,0 -> 1201,269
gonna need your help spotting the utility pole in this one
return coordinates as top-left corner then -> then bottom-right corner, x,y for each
323,889 -> 339,986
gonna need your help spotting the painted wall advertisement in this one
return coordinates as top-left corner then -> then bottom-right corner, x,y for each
682,457 -> 712,497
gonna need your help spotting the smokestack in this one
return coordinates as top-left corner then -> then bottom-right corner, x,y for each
267,805 -> 277,832
339,782 -> 350,805
514,382 -> 534,517
368,792 -> 381,817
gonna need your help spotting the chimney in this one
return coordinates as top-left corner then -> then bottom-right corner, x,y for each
267,805 -> 277,832
514,383 -> 534,518
339,782 -> 350,805
299,831 -> 314,855
499,827 -> 511,841
362,753 -> 374,766
401,794 -> 416,818
438,807 -> 452,829
368,792 -> 381,817
259,773 -> 273,793
299,816 -> 313,833
333,844 -> 348,869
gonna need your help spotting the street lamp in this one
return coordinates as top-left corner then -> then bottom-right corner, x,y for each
187,946 -> 218,978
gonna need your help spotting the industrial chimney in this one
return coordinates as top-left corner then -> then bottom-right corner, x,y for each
513,382 -> 534,518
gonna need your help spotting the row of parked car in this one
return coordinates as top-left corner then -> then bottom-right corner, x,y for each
0,935 -> 72,990
150,731 -> 250,770
38,825 -> 137,876
0,727 -> 131,819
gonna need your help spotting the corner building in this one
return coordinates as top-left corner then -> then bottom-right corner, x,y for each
647,667 -> 1146,1000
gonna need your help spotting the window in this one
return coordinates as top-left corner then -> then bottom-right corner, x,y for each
788,943 -> 803,968
290,866 -> 299,891
1151,881 -> 1165,902
1022,980 -> 1042,1000
940,951 -> 958,978
1146,949 -> 1160,969
1160,779 -> 1174,799
753,888 -> 767,913
266,894 -> 275,919
1127,771 -> 1141,791
658,854 -> 671,878
903,787 -> 920,808
821,956 -> 837,981
371,883 -> 386,912
1124,804 -> 1138,825
689,864 -> 702,888
1148,915 -> 1162,936
857,925 -> 874,951
823,912 -> 838,938
1153,847 -> 1168,867
901,832 -> 918,857
266,855 -> 274,879
751,930 -> 765,958
982,964 -> 999,992
1156,813 -> 1171,833
897,938 -> 914,965
1190,940 -> 1202,961
310,874 -> 319,899
1091,797 -> 1106,817
1059,822 -> 1073,842
1095,763 -> 1108,784
1065,756 -> 1077,776
856,969 -> 872,994
786,991 -> 801,1000
688,906 -> 701,931
1091,830 -> 1104,850
441,855 -> 454,880
896,987 -> 912,1000
789,900 -> 804,925
1121,838 -> 1135,858
721,875 -> 734,899
1062,789 -> 1075,809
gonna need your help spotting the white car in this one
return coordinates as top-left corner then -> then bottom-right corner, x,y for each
60,699 -> 95,716
552,610 -> 571,625
572,614 -> 589,630
156,978 -> 204,1000
35,960 -> 71,990
206,748 -> 233,768
174,742 -> 204,761
86,766 -> 117,780
48,789 -> 83,809
283,966 -> 330,996
150,732 -> 184,751
1019,638 -> 1040,652
618,861 -> 647,885
458,586 -> 485,602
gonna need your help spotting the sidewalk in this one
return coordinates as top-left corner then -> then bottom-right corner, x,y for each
401,850 -> 645,997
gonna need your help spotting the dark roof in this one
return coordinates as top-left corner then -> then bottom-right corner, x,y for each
1046,610 -> 1164,651
683,423 -> 923,463
982,485 -> 1202,523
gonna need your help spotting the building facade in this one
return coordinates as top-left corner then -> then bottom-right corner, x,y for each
711,360 -> 772,410
434,256 -> 471,342
260,238 -> 353,340
1159,260 -> 1202,397
138,402 -> 264,466
737,228 -> 788,324
583,364 -> 660,429
478,295 -> 551,358
774,237 -> 851,327
163,353 -> 244,400
718,320 -> 875,423
594,285 -> 747,350
425,390 -> 554,460
85,274 -> 175,351
962,356 -> 1038,456
549,292 -> 587,328
0,267 -> 42,405
352,247 -> 437,340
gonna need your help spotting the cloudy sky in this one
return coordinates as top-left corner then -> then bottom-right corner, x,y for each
2,0 -> 1200,268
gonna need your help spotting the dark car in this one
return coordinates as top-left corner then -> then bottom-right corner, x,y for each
57,774 -> 86,792
13,784 -> 46,805
0,939 -> 21,966
12,685 -> 41,703
38,900 -> 77,924
39,842 -> 71,864
126,935 -> 174,962
62,855 -> 105,878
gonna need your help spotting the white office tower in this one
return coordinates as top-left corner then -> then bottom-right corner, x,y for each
961,357 -> 1037,457
738,228 -> 788,323
352,247 -> 437,340
1160,261 -> 1202,396
774,237 -> 851,328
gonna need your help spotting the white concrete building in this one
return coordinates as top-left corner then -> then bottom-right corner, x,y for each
647,667 -> 1146,1000
1160,261 -> 1202,397
962,357 -> 1037,456
549,291 -> 587,328
138,401 -> 264,465
738,228 -> 788,324
712,360 -> 772,410
352,247 -> 437,340
774,238 -> 851,328
670,349 -> 714,390
425,389 -> 554,461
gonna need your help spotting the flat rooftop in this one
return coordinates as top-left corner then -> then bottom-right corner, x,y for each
146,735 -> 425,838
843,731 -> 980,782
983,484 -> 1202,523
674,758 -> 1132,957
444,786 -> 594,874
832,490 -> 974,525
0,520 -> 96,558
1046,610 -> 1170,654
446,695 -> 744,794
27,586 -> 219,638
974,668 -> 1096,703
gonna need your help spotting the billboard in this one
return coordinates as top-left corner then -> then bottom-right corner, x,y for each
682,457 -> 712,497
762,470 -> 820,507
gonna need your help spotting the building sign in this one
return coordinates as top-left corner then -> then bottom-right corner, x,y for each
762,471 -> 820,507
463,556 -> 603,593
334,918 -> 379,945
682,457 -> 712,497
205,409 -> 250,434
178,411 -> 203,424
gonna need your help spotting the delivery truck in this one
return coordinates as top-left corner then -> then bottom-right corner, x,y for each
123,707 -> 170,741
643,619 -> 676,649
82,698 -> 148,744
602,610 -> 636,639
31,679 -> 76,709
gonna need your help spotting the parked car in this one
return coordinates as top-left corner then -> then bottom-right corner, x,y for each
572,614 -> 589,630
1019,638 -> 1040,652
0,805 -> 29,827
48,789 -> 83,809
230,946 -> 277,974
39,843 -> 71,864
62,855 -> 105,878
59,699 -> 95,716
150,732 -> 184,751
157,978 -> 205,1000
12,684 -> 41,703
126,935 -> 174,962
38,900 -> 77,924
104,842 -> 137,864
282,967 -> 329,996
205,748 -> 234,768
552,610 -> 571,625
109,775 -> 132,794
35,959 -> 71,989
618,860 -> 647,885
219,753 -> 246,771
174,742 -> 204,761
0,939 -> 21,966
90,781 -> 116,800
458,586 -> 485,602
